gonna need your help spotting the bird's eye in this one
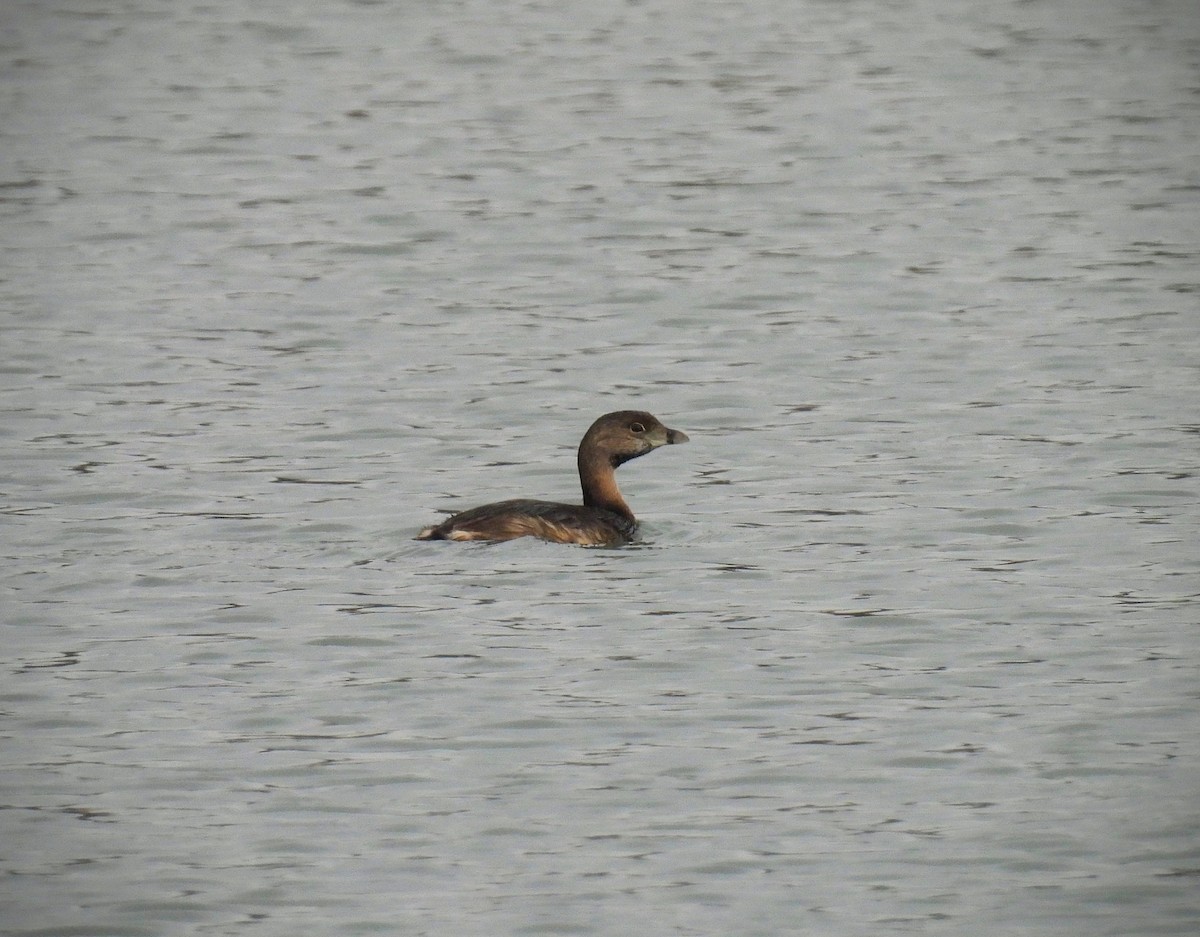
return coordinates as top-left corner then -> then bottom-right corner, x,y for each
630,422 -> 646,434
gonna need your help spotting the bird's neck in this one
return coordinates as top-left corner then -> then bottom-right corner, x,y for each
579,452 -> 634,521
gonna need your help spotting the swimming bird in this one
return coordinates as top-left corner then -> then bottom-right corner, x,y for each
416,410 -> 688,545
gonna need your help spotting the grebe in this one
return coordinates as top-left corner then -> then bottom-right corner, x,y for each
416,410 -> 688,545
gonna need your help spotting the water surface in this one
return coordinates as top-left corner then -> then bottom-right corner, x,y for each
2,1 -> 1198,935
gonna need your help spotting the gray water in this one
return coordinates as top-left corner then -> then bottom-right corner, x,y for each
2,1 -> 1198,935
